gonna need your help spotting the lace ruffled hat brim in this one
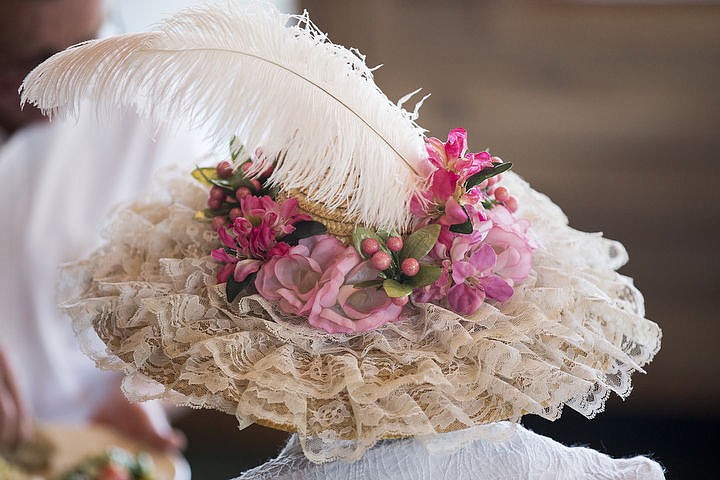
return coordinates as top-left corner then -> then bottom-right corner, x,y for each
61,172 -> 660,464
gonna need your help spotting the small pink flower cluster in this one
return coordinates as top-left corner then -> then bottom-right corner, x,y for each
411,128 -> 495,226
411,128 -> 535,315
211,195 -> 311,283
210,193 -> 403,334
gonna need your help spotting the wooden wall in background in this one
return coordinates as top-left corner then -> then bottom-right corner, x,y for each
303,0 -> 720,414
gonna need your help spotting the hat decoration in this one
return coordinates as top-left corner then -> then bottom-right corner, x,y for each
21,2 -> 660,464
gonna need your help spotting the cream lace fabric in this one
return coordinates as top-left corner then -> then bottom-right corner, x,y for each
59,172 -> 661,463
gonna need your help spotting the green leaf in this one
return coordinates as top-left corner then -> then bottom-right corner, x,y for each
382,279 -> 414,298
375,229 -> 399,242
226,272 -> 256,302
194,165 -> 235,191
230,136 -> 244,160
449,217 -> 473,234
448,204 -> 473,234
133,453 -> 154,477
192,166 -> 220,187
481,199 -> 498,210
405,265 -> 443,288
352,226 -> 387,259
195,205 -> 233,222
282,221 -> 328,246
399,224 -> 441,261
213,179 -> 237,191
194,210 -> 212,222
352,280 -> 383,289
264,184 -> 280,198
465,162 -> 513,190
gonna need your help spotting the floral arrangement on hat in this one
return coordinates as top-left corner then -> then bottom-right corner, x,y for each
198,128 -> 535,333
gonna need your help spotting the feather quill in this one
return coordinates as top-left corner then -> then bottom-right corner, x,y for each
20,2 -> 428,231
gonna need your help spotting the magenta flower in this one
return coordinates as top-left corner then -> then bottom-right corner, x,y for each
444,128 -> 467,160
211,227 -> 266,283
425,128 -> 494,181
240,195 -> 310,259
413,129 -> 496,225
445,240 -> 513,315
241,195 -> 306,236
211,195 -> 311,283
484,206 -> 535,283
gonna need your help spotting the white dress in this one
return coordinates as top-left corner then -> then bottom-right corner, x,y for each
236,424 -> 666,480
0,111 -> 202,422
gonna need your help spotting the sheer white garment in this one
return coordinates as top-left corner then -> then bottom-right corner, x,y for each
236,422 -> 665,480
0,110 -> 202,422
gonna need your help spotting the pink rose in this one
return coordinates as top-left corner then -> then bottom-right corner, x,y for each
255,235 -> 347,316
255,235 -> 403,334
308,260 -> 403,334
255,253 -> 320,315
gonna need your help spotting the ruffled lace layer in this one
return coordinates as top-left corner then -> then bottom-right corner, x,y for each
60,173 -> 661,463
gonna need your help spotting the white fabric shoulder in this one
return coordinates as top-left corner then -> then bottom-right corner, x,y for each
0,109 -> 204,422
236,423 -> 665,480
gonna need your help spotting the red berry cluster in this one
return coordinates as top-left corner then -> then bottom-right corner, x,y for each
205,160 -> 267,229
478,172 -> 518,213
360,236 -> 422,306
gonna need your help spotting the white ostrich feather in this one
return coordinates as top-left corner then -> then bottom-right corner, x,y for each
20,2 -> 429,231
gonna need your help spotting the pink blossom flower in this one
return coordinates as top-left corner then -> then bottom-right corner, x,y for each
484,206 -> 535,283
446,241 -> 513,315
434,213 -> 492,254
414,224 -> 520,315
413,129 -> 496,225
438,197 -> 466,227
446,283 -> 484,316
425,128 -> 494,181
413,261 -> 451,304
255,235 -> 403,334
444,128 -> 468,160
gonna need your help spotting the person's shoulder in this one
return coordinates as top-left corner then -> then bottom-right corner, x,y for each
76,107 -> 210,169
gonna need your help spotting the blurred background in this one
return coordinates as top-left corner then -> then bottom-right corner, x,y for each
111,0 -> 719,478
